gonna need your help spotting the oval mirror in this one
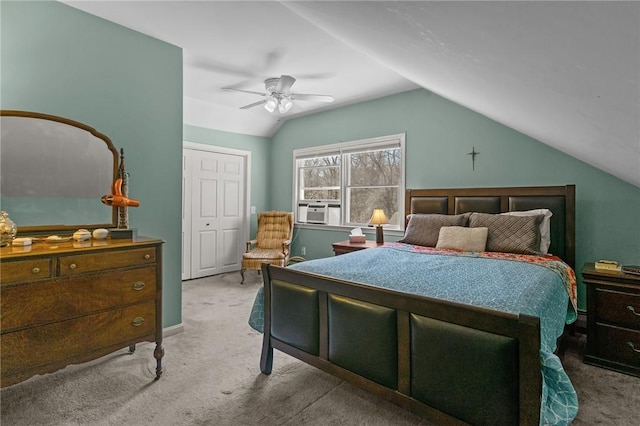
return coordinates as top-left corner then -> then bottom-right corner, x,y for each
0,110 -> 118,234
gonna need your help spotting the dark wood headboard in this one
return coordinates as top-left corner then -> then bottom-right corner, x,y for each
404,185 -> 576,269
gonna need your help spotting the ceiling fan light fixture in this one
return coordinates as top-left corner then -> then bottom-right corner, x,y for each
264,97 -> 277,113
278,97 -> 293,113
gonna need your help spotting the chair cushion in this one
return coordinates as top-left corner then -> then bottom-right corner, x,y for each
242,248 -> 288,270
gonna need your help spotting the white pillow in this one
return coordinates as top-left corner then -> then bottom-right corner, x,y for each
436,226 -> 488,252
501,209 -> 552,254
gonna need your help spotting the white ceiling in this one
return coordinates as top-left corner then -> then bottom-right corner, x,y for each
62,1 -> 639,188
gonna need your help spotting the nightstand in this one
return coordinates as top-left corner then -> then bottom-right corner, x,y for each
331,240 -> 381,256
582,263 -> 640,377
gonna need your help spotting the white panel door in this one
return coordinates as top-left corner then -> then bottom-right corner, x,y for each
186,148 -> 245,279
182,152 -> 191,280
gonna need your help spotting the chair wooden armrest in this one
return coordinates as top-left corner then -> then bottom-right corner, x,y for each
282,239 -> 292,253
246,239 -> 257,252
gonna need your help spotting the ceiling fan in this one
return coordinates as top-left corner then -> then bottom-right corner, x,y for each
223,75 -> 334,114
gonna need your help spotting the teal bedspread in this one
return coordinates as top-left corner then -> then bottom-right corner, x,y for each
248,243 -> 578,425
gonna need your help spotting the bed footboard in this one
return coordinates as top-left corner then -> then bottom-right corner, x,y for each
260,263 -> 542,425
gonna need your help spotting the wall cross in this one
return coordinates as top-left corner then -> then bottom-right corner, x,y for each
467,146 -> 479,171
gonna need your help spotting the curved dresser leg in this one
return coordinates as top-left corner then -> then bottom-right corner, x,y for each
240,269 -> 245,284
154,343 -> 164,380
129,344 -> 136,354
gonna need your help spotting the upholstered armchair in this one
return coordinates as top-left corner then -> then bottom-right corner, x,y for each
241,211 -> 294,284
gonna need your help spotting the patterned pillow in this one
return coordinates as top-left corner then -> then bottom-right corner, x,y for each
400,213 -> 470,247
436,226 -> 488,252
468,213 -> 543,255
501,209 -> 553,255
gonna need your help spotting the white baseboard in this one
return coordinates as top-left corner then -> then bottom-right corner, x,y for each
163,323 -> 184,337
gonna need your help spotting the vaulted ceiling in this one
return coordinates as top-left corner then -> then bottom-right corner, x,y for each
63,1 -> 639,188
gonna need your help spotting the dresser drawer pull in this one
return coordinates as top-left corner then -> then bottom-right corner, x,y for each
144,254 -> 151,260
132,317 -> 145,327
32,267 -> 40,274
69,263 -> 77,269
628,341 -> 640,353
132,281 -> 145,291
628,306 -> 640,317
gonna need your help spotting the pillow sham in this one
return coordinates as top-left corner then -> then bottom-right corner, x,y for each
436,226 -> 488,252
501,209 -> 553,255
468,212 -> 543,255
400,213 -> 470,247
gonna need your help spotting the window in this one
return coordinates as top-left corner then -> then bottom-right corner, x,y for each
293,133 -> 405,229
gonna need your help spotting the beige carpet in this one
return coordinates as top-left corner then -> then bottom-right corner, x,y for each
1,271 -> 638,425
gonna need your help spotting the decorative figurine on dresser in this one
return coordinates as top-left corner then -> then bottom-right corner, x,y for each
582,262 -> 640,377
0,110 -> 164,387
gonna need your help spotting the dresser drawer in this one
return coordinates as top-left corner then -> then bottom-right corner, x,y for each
0,258 -> 52,285
59,247 -> 156,275
595,324 -> 640,367
596,288 -> 640,329
1,301 -> 156,379
1,266 -> 156,332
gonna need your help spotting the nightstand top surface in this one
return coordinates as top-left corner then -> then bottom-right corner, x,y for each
582,262 -> 640,284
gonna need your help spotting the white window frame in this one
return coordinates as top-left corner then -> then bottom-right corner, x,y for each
292,133 -> 406,231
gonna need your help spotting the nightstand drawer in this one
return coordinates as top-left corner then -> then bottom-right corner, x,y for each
595,324 -> 640,367
596,288 -> 640,329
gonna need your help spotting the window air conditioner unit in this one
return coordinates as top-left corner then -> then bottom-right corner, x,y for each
306,203 -> 328,224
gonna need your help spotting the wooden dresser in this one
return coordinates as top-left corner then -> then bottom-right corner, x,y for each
0,237 -> 164,387
582,263 -> 640,377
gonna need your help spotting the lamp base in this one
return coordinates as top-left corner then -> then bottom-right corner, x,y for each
375,225 -> 384,244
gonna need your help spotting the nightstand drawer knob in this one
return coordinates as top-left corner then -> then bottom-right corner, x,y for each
628,341 -> 640,353
627,305 -> 640,317
132,317 -> 145,327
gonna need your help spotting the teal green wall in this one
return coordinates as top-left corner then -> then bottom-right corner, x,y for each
270,89 -> 640,310
183,125 -> 271,236
1,2 -> 184,327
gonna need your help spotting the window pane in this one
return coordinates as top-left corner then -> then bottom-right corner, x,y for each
302,155 -> 340,167
349,148 -> 401,186
304,189 -> 340,200
302,166 -> 340,188
348,187 -> 399,225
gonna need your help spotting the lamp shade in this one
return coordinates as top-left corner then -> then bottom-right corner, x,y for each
369,208 -> 389,225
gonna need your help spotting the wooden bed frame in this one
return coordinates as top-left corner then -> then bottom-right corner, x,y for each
260,185 -> 575,425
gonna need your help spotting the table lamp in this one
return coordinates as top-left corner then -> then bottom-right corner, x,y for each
369,208 -> 389,244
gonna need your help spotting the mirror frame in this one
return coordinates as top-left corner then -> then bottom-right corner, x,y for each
0,110 -> 119,234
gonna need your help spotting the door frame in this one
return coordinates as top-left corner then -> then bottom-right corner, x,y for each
182,141 -> 251,280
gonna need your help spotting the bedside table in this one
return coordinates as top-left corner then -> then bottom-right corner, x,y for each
582,263 -> 640,377
332,240 -> 381,256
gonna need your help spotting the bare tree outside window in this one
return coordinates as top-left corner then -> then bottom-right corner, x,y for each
347,148 -> 401,225
294,134 -> 405,229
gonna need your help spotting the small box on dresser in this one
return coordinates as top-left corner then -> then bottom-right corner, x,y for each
582,262 -> 640,377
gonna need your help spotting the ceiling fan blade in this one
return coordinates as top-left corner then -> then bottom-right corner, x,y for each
222,87 -> 266,96
239,99 -> 268,110
276,75 -> 296,94
290,94 -> 335,103
192,59 -> 259,78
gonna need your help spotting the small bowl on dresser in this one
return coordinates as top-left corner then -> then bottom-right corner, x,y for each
92,228 -> 109,240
